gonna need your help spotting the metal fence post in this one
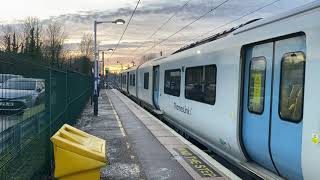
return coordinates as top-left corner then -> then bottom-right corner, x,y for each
93,21 -> 98,116
65,69 -> 68,124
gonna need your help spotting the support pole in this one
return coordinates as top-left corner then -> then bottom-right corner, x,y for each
102,51 -> 105,77
93,21 -> 98,116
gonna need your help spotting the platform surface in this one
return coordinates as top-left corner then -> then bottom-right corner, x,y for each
76,89 -> 241,179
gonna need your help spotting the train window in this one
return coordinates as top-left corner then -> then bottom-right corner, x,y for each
164,69 -> 181,97
133,74 -> 135,86
122,75 -> 126,85
279,52 -> 305,122
144,72 -> 149,89
185,65 -> 217,105
128,74 -> 135,86
129,74 -> 132,86
248,57 -> 266,114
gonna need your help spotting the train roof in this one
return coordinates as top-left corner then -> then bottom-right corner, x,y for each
172,1 -> 320,55
172,18 -> 261,55
120,66 -> 138,73
234,1 -> 320,35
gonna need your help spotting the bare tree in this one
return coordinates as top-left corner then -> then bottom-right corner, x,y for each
80,33 -> 93,58
23,17 -> 42,55
43,20 -> 66,65
2,25 -> 12,52
0,25 -> 24,53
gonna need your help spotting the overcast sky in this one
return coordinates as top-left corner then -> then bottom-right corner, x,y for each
0,0 -> 316,65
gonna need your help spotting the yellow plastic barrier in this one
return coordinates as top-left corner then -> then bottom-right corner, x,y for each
50,124 -> 106,180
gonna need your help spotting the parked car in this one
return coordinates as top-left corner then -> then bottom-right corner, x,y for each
0,78 -> 45,114
0,74 -> 23,88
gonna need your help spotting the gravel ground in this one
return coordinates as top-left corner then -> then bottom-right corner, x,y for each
75,90 -> 146,180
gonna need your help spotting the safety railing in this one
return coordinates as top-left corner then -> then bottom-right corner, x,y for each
0,53 -> 93,179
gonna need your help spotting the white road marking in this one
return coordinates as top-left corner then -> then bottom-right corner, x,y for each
106,90 -> 126,137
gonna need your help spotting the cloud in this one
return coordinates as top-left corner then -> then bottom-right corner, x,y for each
64,0 -> 314,63
2,0 -> 314,64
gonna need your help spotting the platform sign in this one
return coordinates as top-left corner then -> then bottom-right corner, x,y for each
175,147 -> 222,178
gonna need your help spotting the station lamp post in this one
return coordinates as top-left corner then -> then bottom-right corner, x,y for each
98,49 -> 114,75
101,48 -> 114,76
93,19 -> 125,116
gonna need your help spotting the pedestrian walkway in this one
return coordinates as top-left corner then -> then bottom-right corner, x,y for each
76,89 -> 240,179
75,90 -> 145,179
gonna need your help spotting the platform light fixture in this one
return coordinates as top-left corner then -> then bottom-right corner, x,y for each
93,19 -> 125,116
113,19 -> 125,25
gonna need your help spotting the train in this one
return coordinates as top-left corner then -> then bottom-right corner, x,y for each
116,2 -> 320,179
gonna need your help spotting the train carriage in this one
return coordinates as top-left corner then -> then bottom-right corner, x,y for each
120,70 -> 129,93
136,57 -> 165,110
118,2 -> 320,179
127,66 -> 138,97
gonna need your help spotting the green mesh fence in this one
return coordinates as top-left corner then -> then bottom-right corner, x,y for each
0,53 -> 93,180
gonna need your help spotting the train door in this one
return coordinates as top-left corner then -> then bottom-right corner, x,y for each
153,66 -> 160,109
135,70 -> 138,97
126,72 -> 129,93
242,35 -> 306,180
120,74 -> 123,89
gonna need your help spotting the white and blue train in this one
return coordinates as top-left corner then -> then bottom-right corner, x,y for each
118,2 -> 320,179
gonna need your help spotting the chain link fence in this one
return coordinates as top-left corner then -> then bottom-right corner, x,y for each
0,53 -> 93,180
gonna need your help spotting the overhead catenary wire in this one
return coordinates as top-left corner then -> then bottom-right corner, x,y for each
129,0 -> 192,55
179,0 -> 281,47
110,0 -> 141,58
133,0 -> 231,60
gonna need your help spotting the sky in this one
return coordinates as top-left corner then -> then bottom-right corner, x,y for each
0,0 -> 316,69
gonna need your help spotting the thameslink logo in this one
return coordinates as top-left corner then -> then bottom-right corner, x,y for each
174,102 -> 192,115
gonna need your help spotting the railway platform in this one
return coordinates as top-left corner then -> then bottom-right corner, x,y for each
75,89 -> 242,179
